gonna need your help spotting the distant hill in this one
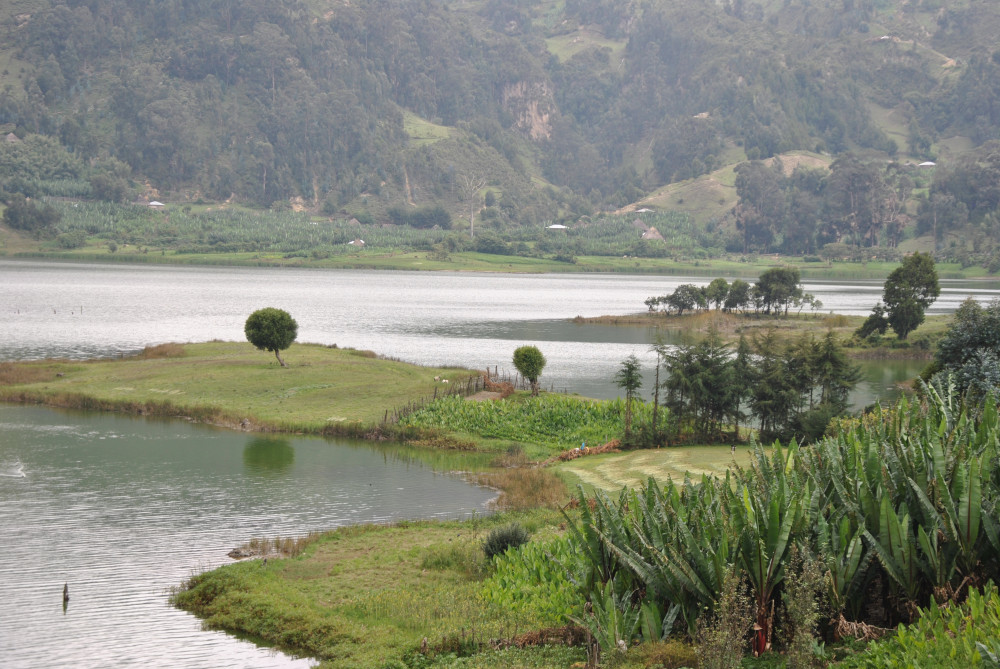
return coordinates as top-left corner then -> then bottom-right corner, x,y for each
1,0 -> 999,236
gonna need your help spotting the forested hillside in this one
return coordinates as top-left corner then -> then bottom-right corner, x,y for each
1,0 -> 1000,257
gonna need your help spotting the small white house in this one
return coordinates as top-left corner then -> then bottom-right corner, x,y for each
148,201 -> 165,208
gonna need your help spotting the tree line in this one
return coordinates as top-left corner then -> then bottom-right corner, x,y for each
4,0 -> 1000,224
644,267 -> 820,317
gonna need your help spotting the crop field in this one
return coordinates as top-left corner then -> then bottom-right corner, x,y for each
402,393 -> 654,458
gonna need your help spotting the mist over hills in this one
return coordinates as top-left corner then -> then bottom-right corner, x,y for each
1,0 -> 999,254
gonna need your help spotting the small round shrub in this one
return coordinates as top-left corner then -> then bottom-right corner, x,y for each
483,523 -> 529,560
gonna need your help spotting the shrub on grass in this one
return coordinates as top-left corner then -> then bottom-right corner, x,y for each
481,537 -> 583,624
837,585 -> 1000,668
483,524 -> 529,560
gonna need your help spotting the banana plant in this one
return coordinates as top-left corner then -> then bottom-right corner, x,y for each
816,514 -> 871,621
863,496 -> 928,618
728,441 -> 803,656
594,476 -> 732,637
572,579 -> 641,659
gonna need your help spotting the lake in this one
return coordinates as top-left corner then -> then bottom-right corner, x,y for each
2,260 -> 998,401
2,259 -> 999,667
0,404 -> 494,668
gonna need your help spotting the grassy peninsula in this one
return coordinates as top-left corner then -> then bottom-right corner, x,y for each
7,336 -> 998,669
0,341 -> 478,434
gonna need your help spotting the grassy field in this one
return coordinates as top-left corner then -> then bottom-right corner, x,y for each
554,445 -> 755,494
0,341 -> 477,433
172,509 -> 586,669
8,238 -> 994,281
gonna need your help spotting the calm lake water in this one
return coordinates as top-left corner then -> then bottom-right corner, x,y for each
2,259 -> 999,667
0,404 -> 493,669
2,260 -> 998,401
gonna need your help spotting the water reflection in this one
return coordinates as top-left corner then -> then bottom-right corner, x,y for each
0,405 -> 493,669
243,437 -> 295,476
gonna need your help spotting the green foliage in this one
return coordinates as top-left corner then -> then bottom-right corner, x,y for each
0,134 -> 87,197
856,303 -> 889,339
838,585 -> 1000,668
512,345 -> 546,395
696,566 -> 752,669
565,391 -> 1000,655
2,193 -> 61,237
658,326 -> 857,444
883,252 -> 940,340
756,266 -> 803,316
402,394 -> 654,453
387,205 -> 452,229
573,578 -> 641,660
934,297 -> 1000,402
244,308 -> 298,367
482,524 -> 530,561
480,536 -> 582,623
613,354 -> 643,438
4,0 -> 1000,233
780,548 -> 825,669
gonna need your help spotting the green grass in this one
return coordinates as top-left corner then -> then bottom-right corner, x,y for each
172,510 -> 578,669
545,29 -> 625,62
0,341 -> 475,432
403,111 -> 452,146
403,393 -> 650,459
553,444 -> 755,494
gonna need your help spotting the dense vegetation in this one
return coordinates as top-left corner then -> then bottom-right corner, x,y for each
403,394 -> 652,458
490,388 -> 1000,665
3,0 -> 1000,266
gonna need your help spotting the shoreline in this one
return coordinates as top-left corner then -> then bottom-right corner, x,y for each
3,250 -> 997,281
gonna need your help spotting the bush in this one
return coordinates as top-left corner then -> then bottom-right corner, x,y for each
838,585 -> 1000,668
482,524 -> 529,560
481,537 -> 582,624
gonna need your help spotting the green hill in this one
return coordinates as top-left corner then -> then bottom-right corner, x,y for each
1,0 -> 999,263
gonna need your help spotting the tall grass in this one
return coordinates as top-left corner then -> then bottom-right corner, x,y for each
0,362 -> 57,385
475,468 -> 568,511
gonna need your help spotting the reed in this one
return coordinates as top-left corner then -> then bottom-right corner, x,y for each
0,362 -> 57,385
475,467 -> 568,511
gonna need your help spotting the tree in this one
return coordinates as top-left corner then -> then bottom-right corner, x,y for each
705,277 -> 729,310
733,160 -> 786,253
613,354 -> 643,439
724,279 -> 752,314
934,298 -> 1000,402
513,345 -> 546,395
883,252 -> 940,340
755,267 -> 802,315
245,307 -> 298,367
856,302 -> 889,339
459,173 -> 487,239
2,194 -> 61,237
667,283 -> 705,315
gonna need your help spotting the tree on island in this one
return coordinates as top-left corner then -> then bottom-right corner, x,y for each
882,252 -> 940,339
512,345 -> 546,396
245,307 -> 298,367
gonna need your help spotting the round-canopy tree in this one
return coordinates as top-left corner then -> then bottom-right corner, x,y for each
245,308 -> 298,367
512,345 -> 546,396
883,252 -> 940,340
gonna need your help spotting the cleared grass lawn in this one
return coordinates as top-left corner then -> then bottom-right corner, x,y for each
0,341 -> 475,430
554,445 -> 756,494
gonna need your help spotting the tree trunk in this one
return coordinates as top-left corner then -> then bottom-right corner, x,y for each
273,349 -> 287,367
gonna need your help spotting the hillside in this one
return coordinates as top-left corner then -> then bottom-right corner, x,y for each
1,0 -> 999,264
